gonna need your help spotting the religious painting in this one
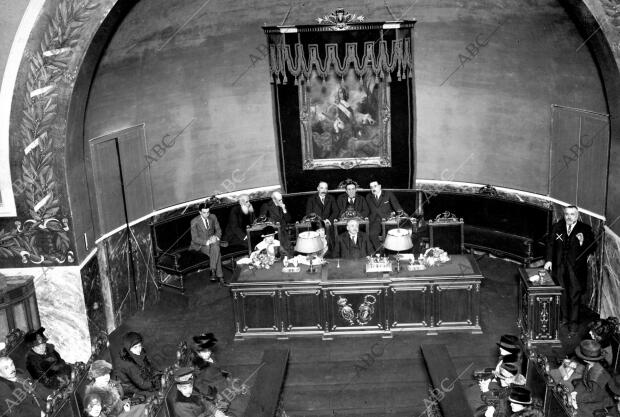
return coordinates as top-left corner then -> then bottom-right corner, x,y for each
300,69 -> 391,170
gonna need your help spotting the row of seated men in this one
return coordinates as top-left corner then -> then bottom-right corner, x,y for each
191,179 -> 406,280
0,327 -> 245,417
473,318 -> 620,417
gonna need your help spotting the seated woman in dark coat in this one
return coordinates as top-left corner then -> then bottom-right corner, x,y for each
85,359 -> 147,417
24,327 -> 72,390
114,332 -> 161,399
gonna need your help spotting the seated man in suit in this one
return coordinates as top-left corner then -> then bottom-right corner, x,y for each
223,195 -> 254,248
259,191 -> 292,249
335,219 -> 373,259
190,202 -> 223,282
336,180 -> 369,219
305,181 -> 337,224
365,180 -> 403,249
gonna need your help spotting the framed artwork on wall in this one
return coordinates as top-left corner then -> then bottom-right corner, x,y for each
263,9 -> 416,193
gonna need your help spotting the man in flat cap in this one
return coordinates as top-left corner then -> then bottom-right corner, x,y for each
173,367 -> 228,417
24,327 -> 72,389
0,356 -> 48,417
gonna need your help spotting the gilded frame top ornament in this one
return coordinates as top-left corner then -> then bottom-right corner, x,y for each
317,8 -> 365,31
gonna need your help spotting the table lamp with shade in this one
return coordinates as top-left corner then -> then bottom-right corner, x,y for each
383,228 -> 413,273
295,231 -> 324,274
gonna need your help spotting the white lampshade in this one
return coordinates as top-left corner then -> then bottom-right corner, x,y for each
383,228 -> 413,252
295,231 -> 324,254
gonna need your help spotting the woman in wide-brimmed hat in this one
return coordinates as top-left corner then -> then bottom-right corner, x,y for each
572,340 -> 615,417
24,327 -> 72,390
85,359 -> 147,417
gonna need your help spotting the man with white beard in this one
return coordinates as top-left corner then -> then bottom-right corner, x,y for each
223,195 -> 255,248
0,356 -> 48,417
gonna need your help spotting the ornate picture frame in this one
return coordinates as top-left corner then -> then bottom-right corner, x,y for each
299,71 -> 391,170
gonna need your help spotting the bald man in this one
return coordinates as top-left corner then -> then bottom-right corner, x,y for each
259,191 -> 292,249
223,195 -> 255,248
305,181 -> 336,223
0,356 -> 48,417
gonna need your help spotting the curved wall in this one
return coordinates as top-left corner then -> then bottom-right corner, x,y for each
82,0 -> 607,233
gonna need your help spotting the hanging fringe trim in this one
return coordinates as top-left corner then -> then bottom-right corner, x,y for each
269,38 -> 413,84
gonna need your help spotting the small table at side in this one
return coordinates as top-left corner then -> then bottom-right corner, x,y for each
230,255 -> 484,340
517,268 -> 563,348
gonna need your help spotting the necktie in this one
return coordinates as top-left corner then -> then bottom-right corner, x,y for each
320,196 -> 324,205
567,224 -> 573,235
203,217 -> 209,230
349,198 -> 353,205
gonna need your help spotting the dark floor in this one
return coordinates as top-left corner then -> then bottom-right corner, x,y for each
108,255 -> 595,417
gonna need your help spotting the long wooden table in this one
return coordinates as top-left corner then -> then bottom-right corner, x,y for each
230,255 -> 484,340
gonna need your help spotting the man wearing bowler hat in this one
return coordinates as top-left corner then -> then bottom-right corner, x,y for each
477,362 -> 527,417
492,335 -> 523,377
24,327 -> 72,389
507,386 -> 542,416
572,339 -> 615,417
172,367 -> 228,417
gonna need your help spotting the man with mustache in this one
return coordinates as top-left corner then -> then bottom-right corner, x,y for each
223,195 -> 255,249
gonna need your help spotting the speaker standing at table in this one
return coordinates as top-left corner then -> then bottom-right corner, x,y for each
365,180 -> 403,249
544,205 -> 597,336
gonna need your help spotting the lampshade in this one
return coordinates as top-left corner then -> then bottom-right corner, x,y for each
383,228 -> 413,252
295,231 -> 324,254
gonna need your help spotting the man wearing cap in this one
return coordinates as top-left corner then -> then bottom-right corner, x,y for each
116,332 -> 161,398
572,339 -> 615,417
24,327 -> 72,389
544,205 -> 597,335
335,218 -> 373,259
0,356 -> 48,417
190,201 -> 224,282
173,367 -> 228,417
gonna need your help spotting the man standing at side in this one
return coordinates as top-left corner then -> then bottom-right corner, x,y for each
305,181 -> 337,224
365,180 -> 403,249
190,202 -> 223,282
223,195 -> 254,249
544,205 -> 597,336
336,180 -> 369,219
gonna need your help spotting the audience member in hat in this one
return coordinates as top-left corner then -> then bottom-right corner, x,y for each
508,387 -> 543,417
172,367 -> 228,417
493,335 -> 523,377
588,317 -> 620,368
84,393 -> 108,417
549,356 -> 584,392
0,356 -> 48,417
85,359 -> 147,417
571,340 -> 615,417
251,225 -> 288,259
24,327 -> 72,389
190,201 -> 224,282
115,332 -> 162,399
477,362 -> 526,417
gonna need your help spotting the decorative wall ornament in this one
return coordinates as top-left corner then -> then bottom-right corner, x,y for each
316,8 -> 365,30
356,294 -> 376,325
337,296 -> 356,325
268,39 -> 414,85
0,0 -> 99,264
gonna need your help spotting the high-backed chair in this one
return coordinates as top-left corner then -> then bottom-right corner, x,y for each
428,211 -> 464,254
